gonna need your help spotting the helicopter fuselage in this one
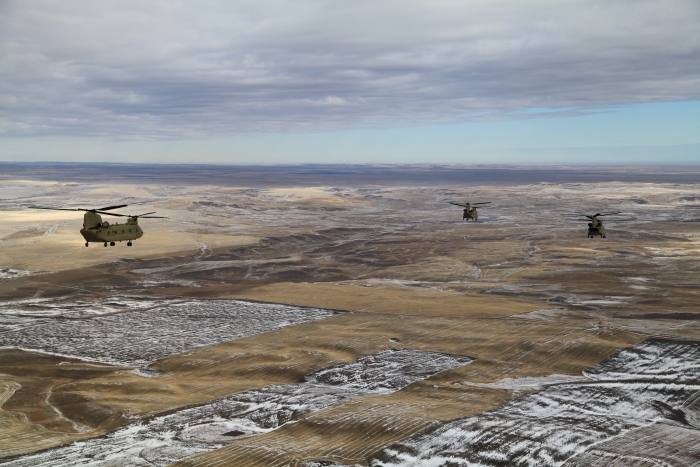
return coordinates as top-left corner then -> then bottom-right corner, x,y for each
80,213 -> 143,244
587,218 -> 606,237
463,207 -> 479,221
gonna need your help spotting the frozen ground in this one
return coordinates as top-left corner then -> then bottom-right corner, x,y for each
370,340 -> 700,467
0,295 -> 176,319
0,269 -> 38,283
1,349 -> 472,467
584,339 -> 700,383
0,300 -> 336,366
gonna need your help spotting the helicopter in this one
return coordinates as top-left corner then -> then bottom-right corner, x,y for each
32,205 -> 166,247
577,212 -> 620,238
449,202 -> 491,221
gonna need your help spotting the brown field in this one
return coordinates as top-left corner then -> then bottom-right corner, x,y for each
0,166 -> 698,465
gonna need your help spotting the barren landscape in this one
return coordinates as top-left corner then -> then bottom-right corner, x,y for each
0,164 -> 699,466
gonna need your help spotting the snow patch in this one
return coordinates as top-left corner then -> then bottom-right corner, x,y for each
0,268 -> 40,281
463,374 -> 588,391
0,300 -> 336,366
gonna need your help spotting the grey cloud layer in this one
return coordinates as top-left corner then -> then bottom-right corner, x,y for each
1,0 -> 699,138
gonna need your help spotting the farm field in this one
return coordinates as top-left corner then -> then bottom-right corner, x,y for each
0,164 -> 699,466
370,340 -> 700,467
4,349 -> 473,466
0,300 -> 335,366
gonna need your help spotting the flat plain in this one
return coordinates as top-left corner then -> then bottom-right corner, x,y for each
0,163 -> 698,466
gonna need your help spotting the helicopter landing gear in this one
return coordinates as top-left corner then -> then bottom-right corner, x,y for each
603,235 -> 606,238
110,242 -> 115,246
104,242 -> 108,247
85,242 -> 89,247
127,241 -> 132,246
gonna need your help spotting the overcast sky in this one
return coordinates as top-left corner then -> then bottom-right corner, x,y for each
1,0 -> 699,163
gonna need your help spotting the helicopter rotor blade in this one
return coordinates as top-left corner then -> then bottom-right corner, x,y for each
130,212 -> 156,217
95,211 -> 129,217
31,206 -> 85,211
31,205 -> 130,213
597,212 -> 621,216
472,202 -> 491,205
96,204 -> 128,211
138,216 -> 168,219
449,202 -> 469,207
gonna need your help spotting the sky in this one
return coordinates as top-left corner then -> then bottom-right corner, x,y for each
1,0 -> 699,164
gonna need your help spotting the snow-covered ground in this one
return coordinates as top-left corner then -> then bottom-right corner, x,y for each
0,269 -> 38,282
2,349 -> 472,467
0,300 -> 336,366
584,339 -> 700,383
0,295 -> 175,319
369,340 -> 700,467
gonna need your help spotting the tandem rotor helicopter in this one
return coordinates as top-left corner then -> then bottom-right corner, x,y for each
575,212 -> 620,238
449,202 -> 491,221
446,202 -> 621,238
32,205 -> 166,247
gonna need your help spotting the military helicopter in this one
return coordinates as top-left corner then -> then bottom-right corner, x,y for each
577,212 -> 620,238
32,205 -> 166,247
449,202 -> 491,221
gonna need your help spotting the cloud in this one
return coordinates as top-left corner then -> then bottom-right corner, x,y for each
1,0 -> 699,138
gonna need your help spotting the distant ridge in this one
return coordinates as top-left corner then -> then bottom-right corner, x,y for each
1,162 -> 698,186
